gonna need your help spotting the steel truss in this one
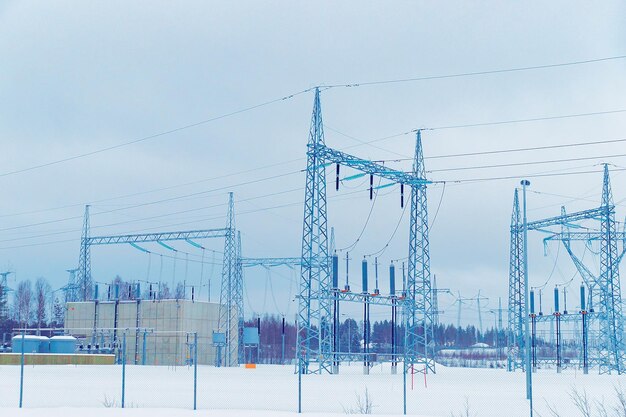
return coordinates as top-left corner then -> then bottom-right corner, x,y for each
298,88 -> 433,375
508,165 -> 626,374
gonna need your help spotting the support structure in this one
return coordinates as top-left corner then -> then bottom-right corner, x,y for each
63,268 -> 79,303
217,193 -> 244,367
0,271 -> 12,321
77,205 -> 92,302
508,189 -> 525,371
74,194 -> 242,367
507,165 -> 626,374
298,88 -> 433,374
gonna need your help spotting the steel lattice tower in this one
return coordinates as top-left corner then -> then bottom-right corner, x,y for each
507,165 -> 626,374
235,230 -> 245,364
0,271 -> 11,321
298,88 -> 332,374
77,205 -> 93,301
406,130 -> 435,373
507,189 -> 525,371
218,192 -> 242,366
64,268 -> 79,303
598,164 -> 625,373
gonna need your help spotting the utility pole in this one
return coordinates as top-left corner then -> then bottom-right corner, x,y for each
521,179 -> 533,413
476,290 -> 489,337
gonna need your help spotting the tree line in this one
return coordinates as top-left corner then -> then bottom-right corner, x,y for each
243,315 -> 508,364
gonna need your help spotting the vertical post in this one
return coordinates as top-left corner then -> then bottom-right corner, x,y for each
122,331 -> 126,409
298,355 -> 302,413
580,285 -> 588,374
390,262 -> 397,375
403,351 -> 407,415
362,258 -> 369,375
19,330 -> 25,408
530,290 -> 536,372
193,332 -> 198,410
520,180 -> 533,413
554,287 -> 561,374
281,316 -> 286,365
142,330 -> 147,366
332,253 -> 339,374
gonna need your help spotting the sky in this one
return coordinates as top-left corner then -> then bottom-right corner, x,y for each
0,1 -> 625,328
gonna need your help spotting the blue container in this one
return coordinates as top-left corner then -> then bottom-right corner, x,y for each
49,336 -> 77,354
12,335 -> 48,353
38,336 -> 50,353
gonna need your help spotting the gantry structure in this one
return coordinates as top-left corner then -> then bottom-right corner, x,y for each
298,88 -> 434,374
508,165 -> 626,374
75,193 -> 244,367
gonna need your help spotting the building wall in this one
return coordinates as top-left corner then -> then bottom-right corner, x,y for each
65,300 -> 234,366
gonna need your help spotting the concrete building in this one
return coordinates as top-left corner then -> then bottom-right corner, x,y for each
65,299 -> 234,366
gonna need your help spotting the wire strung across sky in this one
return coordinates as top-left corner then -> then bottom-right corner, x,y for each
319,54 -> 626,89
1,161 -> 625,245
1,53 -> 624,180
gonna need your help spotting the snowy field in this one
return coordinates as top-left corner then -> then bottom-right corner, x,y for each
1,362 -> 624,416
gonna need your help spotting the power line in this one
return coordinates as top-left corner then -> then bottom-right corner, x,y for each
427,135 -> 626,160
426,109 -> 626,131
5,107 -> 625,221
0,187 -> 306,244
2,53 -> 623,183
0,89 -> 312,179
0,169 -> 303,233
320,54 -> 626,89
442,166 -> 626,184
333,109 -> 626,153
428,151 -> 626,173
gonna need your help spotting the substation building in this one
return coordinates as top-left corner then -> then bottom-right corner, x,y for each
65,299 -> 235,366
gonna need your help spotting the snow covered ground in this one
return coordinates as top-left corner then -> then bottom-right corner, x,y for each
1,362 -> 624,416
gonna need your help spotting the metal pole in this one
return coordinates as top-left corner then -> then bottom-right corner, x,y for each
521,179 -> 533,415
281,316 -> 286,365
19,330 -> 25,408
193,332 -> 198,410
122,331 -> 126,409
403,353 -> 407,415
298,356 -> 302,413
142,330 -> 147,366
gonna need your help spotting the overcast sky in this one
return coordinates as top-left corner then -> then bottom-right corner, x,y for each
1,1 -> 625,327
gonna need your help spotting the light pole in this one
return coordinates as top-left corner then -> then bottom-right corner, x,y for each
521,179 -> 533,415
489,310 -> 498,360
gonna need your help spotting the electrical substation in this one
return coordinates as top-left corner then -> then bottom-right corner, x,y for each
3,80 -> 626,417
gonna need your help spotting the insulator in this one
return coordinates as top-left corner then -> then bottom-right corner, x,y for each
336,164 -> 340,191
369,175 -> 374,200
554,287 -> 560,313
400,183 -> 404,208
94,284 -> 99,301
362,258 -> 368,293
529,290 -> 535,314
257,317 -> 261,335
389,263 -> 396,295
332,254 -> 339,289
580,285 -> 586,311
191,286 -> 195,301
149,284 -> 153,300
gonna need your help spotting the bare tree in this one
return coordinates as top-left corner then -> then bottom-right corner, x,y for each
34,277 -> 51,334
51,296 -> 65,327
13,279 -> 33,328
570,387 -> 592,417
159,282 -> 171,300
174,282 -> 185,300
